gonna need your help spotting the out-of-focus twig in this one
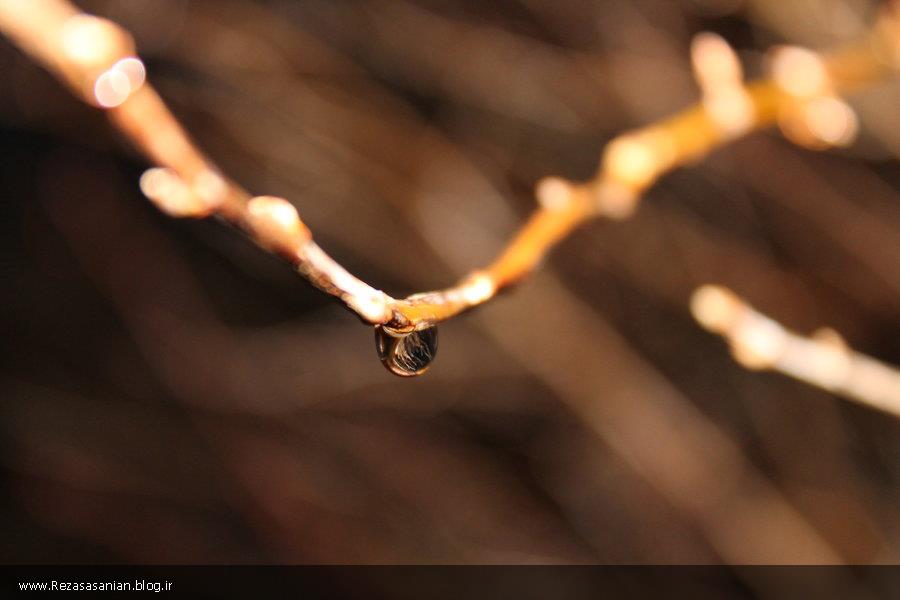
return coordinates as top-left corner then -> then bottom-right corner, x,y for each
692,285 -> 900,419
0,0 -> 898,335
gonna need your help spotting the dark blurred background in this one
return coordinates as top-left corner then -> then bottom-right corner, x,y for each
2,0 -> 900,564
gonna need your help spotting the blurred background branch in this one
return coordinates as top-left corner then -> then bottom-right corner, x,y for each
693,284 -> 900,419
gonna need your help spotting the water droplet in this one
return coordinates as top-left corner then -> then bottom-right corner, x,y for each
375,325 -> 438,377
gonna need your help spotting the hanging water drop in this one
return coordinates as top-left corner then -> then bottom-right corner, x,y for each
374,324 -> 438,377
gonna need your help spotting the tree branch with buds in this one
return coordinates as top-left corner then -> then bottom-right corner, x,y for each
691,285 -> 900,419
0,0 -> 898,375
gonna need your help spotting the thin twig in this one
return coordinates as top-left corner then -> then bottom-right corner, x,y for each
0,0 -> 897,333
691,285 -> 900,419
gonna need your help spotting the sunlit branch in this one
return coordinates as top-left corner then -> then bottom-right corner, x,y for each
0,0 -> 898,336
691,285 -> 900,419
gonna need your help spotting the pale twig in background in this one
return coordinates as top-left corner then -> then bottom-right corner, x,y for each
692,285 -> 900,419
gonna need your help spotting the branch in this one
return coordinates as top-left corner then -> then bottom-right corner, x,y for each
0,0 -> 898,373
691,285 -> 900,419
